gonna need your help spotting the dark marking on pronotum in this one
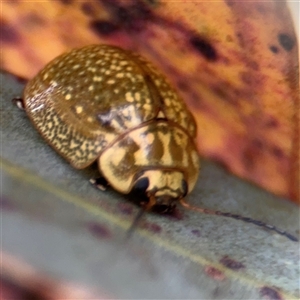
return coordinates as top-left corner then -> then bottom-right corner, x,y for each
204,266 -> 225,281
190,36 -> 218,61
269,45 -> 279,54
220,256 -> 245,271
259,286 -> 283,300
88,222 -> 112,239
278,33 -> 295,51
90,20 -> 119,36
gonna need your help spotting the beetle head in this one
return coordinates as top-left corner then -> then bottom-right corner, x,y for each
131,170 -> 188,213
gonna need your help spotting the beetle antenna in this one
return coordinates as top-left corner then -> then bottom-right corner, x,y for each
179,199 -> 298,242
126,196 -> 156,239
126,208 -> 146,239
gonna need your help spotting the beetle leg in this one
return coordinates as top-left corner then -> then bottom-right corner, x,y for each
12,97 -> 25,110
89,177 -> 109,191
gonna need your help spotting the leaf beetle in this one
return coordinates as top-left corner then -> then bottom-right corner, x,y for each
20,44 -> 200,213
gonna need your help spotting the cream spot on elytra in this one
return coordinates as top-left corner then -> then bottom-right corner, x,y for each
93,76 -> 102,82
125,92 -> 134,102
75,105 -> 83,114
135,92 -> 141,101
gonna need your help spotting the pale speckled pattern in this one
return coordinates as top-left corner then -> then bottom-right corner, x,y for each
24,45 -> 197,170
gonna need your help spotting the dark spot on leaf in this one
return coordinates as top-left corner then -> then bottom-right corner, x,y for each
220,256 -> 245,270
252,138 -> 263,149
81,2 -> 96,16
90,20 -> 119,36
259,286 -> 283,300
0,20 -> 21,44
98,0 -> 154,32
269,45 -> 279,54
224,0 -> 235,7
0,197 -> 15,211
24,13 -> 46,28
242,142 -> 262,170
278,33 -> 295,51
143,222 -> 162,233
115,6 -> 131,24
240,71 -> 261,86
265,117 -> 279,128
144,0 -> 159,5
59,0 -> 73,4
88,222 -> 111,239
204,266 -> 225,281
118,203 -> 133,215
191,229 -> 201,237
190,36 -> 218,61
177,81 -> 190,92
212,84 -> 230,100
118,2 -> 153,25
236,32 -> 245,47
1,277 -> 51,300
272,147 -> 284,159
166,207 -> 184,220
244,59 -> 259,71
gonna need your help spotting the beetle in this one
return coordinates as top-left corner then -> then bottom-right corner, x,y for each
19,44 -> 200,213
15,44 -> 297,241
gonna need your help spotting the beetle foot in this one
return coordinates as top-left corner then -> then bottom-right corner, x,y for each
89,177 -> 109,191
12,97 -> 25,110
